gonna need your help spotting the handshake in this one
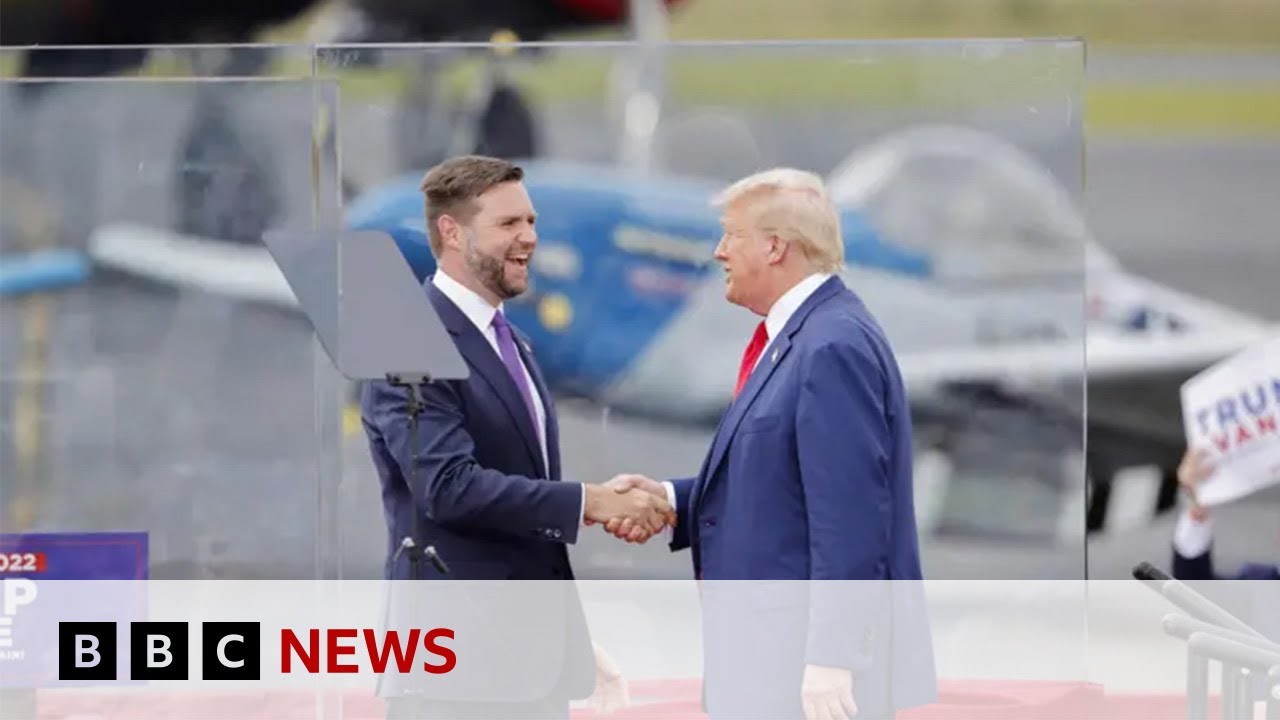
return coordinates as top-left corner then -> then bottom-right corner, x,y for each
583,474 -> 675,543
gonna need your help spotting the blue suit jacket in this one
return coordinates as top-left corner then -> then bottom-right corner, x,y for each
666,276 -> 936,717
359,280 -> 595,703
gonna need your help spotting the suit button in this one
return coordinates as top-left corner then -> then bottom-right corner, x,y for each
704,519 -> 716,528
553,529 -> 562,538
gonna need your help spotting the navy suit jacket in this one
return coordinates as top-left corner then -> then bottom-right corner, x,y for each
361,281 -> 583,581
667,276 -> 936,717
360,279 -> 593,702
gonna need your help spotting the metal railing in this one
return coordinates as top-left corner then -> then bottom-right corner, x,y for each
1139,562 -> 1280,720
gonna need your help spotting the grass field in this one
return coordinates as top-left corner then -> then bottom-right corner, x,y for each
4,1 -> 1278,135
661,0 -> 1280,47
264,0 -> 1280,48
235,0 -> 1280,136
314,47 -> 1280,136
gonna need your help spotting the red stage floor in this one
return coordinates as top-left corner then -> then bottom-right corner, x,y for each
28,678 -> 1229,719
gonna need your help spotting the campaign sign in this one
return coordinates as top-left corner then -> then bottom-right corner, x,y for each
0,532 -> 148,688
1181,335 -> 1280,506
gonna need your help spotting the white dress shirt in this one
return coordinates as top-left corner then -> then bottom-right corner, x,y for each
662,273 -> 835,512
432,270 -> 587,524
755,272 -> 834,373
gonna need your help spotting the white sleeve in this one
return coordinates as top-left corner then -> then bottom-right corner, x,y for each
662,482 -> 677,540
1173,508 -> 1214,558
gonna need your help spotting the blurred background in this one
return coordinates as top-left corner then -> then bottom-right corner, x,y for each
1,0 -> 1277,582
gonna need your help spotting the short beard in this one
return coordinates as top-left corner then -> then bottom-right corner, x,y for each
462,228 -> 522,300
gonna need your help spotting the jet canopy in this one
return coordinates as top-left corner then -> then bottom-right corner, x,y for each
827,125 -> 1110,284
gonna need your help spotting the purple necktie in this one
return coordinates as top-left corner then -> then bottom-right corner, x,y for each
491,310 -> 541,443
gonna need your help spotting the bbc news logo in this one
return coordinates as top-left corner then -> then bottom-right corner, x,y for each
57,622 -> 457,680
59,621 -> 261,681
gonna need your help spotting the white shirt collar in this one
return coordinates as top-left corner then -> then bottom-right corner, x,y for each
764,272 -> 833,341
433,268 -> 501,334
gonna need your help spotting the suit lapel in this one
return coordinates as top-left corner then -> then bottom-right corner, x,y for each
426,283 -> 543,473
693,333 -> 793,513
514,327 -> 557,480
692,277 -> 844,513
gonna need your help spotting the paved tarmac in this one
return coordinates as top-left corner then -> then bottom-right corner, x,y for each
0,52 -> 1277,582
1086,48 -> 1280,84
1084,136 -> 1280,318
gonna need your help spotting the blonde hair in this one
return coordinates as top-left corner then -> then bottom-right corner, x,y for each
712,168 -> 843,273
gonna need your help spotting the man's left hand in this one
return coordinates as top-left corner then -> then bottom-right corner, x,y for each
802,664 -> 857,720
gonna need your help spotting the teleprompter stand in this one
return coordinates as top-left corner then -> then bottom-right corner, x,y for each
384,372 -> 451,579
262,228 -> 468,579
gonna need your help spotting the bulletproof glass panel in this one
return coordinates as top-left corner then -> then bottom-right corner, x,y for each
313,35 -> 1086,589
0,45 -> 340,583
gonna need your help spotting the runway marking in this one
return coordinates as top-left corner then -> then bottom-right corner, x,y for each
1104,465 -> 1164,532
1,175 -> 59,532
9,298 -> 52,528
343,403 -> 361,438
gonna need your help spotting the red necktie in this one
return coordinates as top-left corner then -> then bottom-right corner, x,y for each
734,321 -> 769,398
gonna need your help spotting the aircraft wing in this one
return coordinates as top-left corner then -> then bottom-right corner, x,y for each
904,264 -> 1275,400
89,223 -> 298,307
901,325 -> 1279,445
900,326 -> 1278,391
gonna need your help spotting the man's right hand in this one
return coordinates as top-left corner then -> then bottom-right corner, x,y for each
584,481 -> 674,539
599,475 -> 671,543
606,474 -> 666,498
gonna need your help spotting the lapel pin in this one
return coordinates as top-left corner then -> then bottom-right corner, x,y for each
771,348 -> 779,363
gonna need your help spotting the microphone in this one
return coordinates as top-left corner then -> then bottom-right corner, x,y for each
1131,561 -> 1265,639
1132,561 -> 1171,582
393,537 -> 450,578
423,545 -> 450,576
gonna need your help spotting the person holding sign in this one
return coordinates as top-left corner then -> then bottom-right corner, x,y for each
1171,447 -> 1279,581
1174,336 -> 1280,583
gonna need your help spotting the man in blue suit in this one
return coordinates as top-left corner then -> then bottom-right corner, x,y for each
360,155 -> 670,718
605,169 -> 936,720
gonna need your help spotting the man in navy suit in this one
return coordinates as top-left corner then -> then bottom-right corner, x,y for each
605,169 -> 936,720
360,155 -> 670,718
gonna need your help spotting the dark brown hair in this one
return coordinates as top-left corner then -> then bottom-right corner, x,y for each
420,155 -> 524,256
